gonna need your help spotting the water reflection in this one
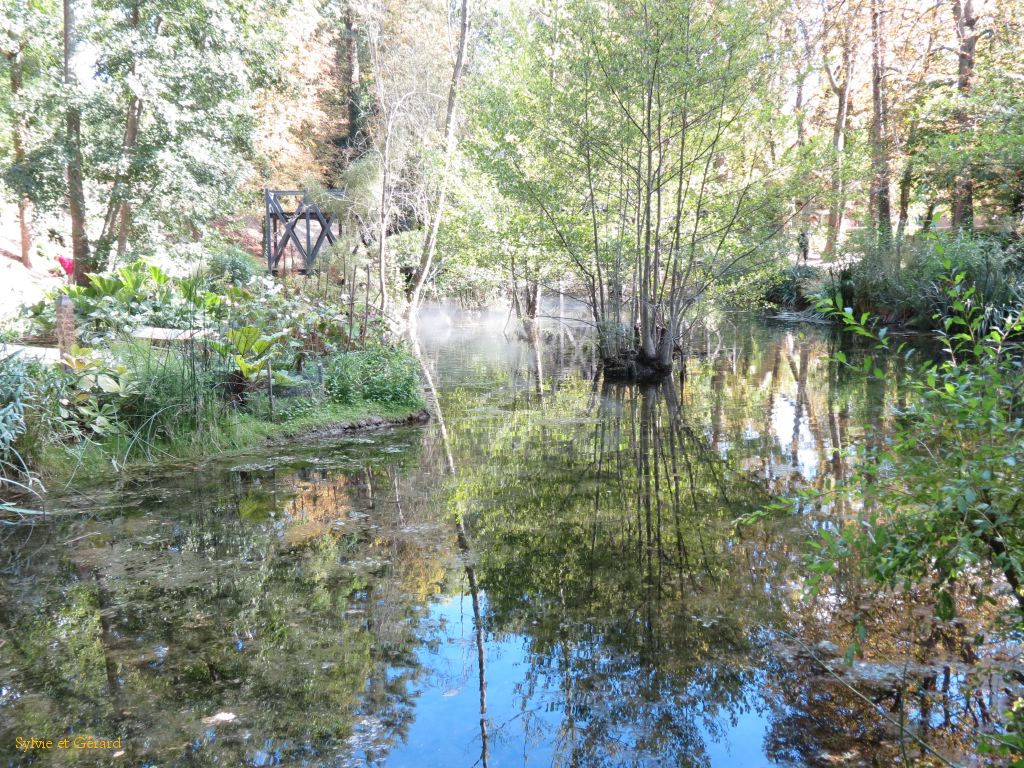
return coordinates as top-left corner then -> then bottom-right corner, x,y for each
0,311 -> 1018,767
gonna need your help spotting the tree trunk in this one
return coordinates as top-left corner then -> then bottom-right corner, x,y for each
794,20 -> 813,261
345,7 -> 360,144
869,0 -> 893,254
377,145 -> 390,315
406,0 -> 470,330
98,3 -> 142,268
823,40 -> 854,260
64,0 -> 92,286
7,48 -> 32,268
921,199 -> 937,232
950,0 -> 978,232
895,159 -> 912,263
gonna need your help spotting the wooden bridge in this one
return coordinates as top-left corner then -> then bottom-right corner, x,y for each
263,189 -> 342,274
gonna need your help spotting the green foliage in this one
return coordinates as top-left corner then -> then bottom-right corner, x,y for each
979,696 -> 1024,760
4,257 -> 426,482
911,62 -> 1024,229
206,244 -> 262,287
0,353 -> 31,488
846,232 -> 1023,325
325,346 -> 423,409
0,354 -> 27,454
59,346 -> 140,439
22,259 -> 227,344
762,263 -> 825,309
805,271 -> 1024,622
468,0 -> 788,357
210,326 -> 286,382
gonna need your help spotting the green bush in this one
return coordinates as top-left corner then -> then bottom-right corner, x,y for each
324,352 -> 364,405
114,343 -> 220,447
763,263 -> 824,308
324,346 -> 423,408
0,353 -> 29,477
846,232 -> 1023,326
206,245 -> 262,287
362,347 -> 422,407
0,354 -> 61,494
808,274 -> 1024,623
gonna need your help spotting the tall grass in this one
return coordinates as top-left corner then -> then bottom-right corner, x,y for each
766,232 -> 1024,329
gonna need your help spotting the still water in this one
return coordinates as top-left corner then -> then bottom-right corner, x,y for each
0,312 -> 1013,767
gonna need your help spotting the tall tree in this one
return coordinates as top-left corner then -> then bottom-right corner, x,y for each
1,0 -> 35,268
949,0 -> 978,231
63,0 -> 91,285
869,0 -> 893,253
475,0 -> 785,373
823,18 -> 856,260
94,0 -> 141,267
406,0 -> 471,329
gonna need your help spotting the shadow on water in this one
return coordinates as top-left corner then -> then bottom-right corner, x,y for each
0,308 -> 1018,767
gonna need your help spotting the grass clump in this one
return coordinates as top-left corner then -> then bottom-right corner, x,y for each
325,344 -> 424,409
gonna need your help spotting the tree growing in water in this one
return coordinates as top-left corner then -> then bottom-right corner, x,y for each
473,0 -> 788,378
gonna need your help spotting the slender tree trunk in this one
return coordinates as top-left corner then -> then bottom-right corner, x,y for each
895,159 -> 912,262
921,199 -> 937,232
950,0 -> 978,231
7,48 -> 32,268
869,0 -> 893,254
99,3 -> 142,267
377,153 -> 389,315
64,0 -> 92,286
794,20 -> 813,262
345,7 -> 360,145
823,40 -> 854,260
100,95 -> 142,266
406,0 -> 471,330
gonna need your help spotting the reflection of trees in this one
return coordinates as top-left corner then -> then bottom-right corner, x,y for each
432,319 -> 1009,765
3,318 -> 1011,766
442,371 -> 782,765
0,445 -> 451,766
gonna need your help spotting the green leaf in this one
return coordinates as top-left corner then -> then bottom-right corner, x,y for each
227,326 -> 261,355
936,590 -> 955,620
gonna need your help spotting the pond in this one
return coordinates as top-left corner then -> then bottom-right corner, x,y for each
0,311 -> 1014,767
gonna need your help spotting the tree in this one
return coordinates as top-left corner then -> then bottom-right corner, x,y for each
474,0 -> 786,376
63,0 -> 91,284
0,0 -> 46,268
406,0 -> 471,330
822,8 -> 859,260
868,0 -> 893,252
949,0 -> 979,231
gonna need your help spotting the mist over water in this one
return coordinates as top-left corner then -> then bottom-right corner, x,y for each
0,309 -> 1014,767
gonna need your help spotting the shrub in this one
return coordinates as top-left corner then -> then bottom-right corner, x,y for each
206,245 -> 262,287
763,263 -> 824,308
324,352 -> 364,405
808,274 -> 1024,622
0,354 -> 30,482
114,343 -> 220,447
0,354 -> 59,495
361,347 -> 422,407
324,346 -> 423,408
846,232 -> 1023,326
